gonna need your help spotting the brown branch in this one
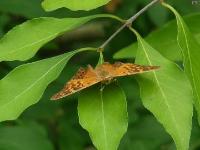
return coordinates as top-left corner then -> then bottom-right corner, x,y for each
98,0 -> 161,51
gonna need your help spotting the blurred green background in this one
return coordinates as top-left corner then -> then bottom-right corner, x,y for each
0,0 -> 200,150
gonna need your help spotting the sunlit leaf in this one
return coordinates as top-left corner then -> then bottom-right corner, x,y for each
162,3 -> 200,124
78,83 -> 128,150
42,0 -> 111,11
131,29 -> 193,150
0,49 -> 88,122
0,14 -> 108,62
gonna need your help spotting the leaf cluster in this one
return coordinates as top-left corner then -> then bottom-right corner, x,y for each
0,1 -> 200,150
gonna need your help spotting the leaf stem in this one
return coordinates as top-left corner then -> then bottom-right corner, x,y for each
99,14 -> 125,23
76,47 -> 97,53
98,0 -> 161,51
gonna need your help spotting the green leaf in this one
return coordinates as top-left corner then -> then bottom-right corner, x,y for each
0,122 -> 53,150
0,0 -> 47,18
120,116 -> 172,150
42,0 -> 111,11
114,13 -> 200,61
58,120 -> 89,150
162,2 -> 200,126
131,29 -> 193,150
0,49 -> 87,122
147,4 -> 168,27
78,83 -> 128,150
0,14 -> 108,62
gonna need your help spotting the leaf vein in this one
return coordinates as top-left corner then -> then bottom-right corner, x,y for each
0,54 -> 71,110
178,17 -> 200,104
100,87 -> 108,149
138,38 -> 183,143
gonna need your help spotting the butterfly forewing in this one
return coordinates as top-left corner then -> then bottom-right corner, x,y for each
51,66 -> 100,100
100,62 -> 159,77
71,67 -> 86,80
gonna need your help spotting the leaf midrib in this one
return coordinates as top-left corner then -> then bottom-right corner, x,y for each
100,87 -> 108,150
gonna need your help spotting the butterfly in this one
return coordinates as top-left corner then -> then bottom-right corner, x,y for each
51,62 -> 159,100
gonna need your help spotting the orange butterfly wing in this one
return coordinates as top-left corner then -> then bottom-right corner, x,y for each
100,62 -> 159,77
51,66 -> 100,100
51,62 -> 159,100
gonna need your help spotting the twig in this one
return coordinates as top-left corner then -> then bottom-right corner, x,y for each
98,0 -> 161,51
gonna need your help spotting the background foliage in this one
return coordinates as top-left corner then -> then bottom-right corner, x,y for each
0,0 -> 200,150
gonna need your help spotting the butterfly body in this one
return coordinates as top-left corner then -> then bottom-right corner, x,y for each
51,62 -> 159,100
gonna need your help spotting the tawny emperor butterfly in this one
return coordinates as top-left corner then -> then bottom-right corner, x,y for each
51,62 -> 159,100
